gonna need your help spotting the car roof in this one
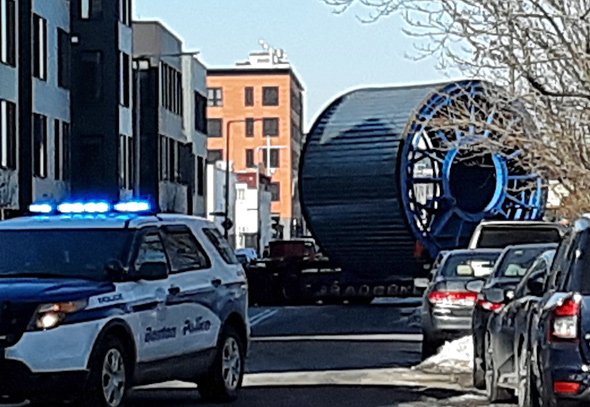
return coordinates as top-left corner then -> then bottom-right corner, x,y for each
476,220 -> 562,227
444,248 -> 504,257
0,213 -> 214,230
500,242 -> 559,253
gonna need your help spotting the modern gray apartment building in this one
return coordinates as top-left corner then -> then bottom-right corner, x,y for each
0,1 -> 208,216
0,0 -> 71,217
133,21 -> 207,215
70,0 -> 134,201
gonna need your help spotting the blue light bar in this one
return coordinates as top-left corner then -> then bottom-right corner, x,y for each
29,203 -> 54,214
114,201 -> 151,213
57,201 -> 111,214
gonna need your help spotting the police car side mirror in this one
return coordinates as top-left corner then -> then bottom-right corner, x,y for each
104,260 -> 126,281
137,262 -> 168,281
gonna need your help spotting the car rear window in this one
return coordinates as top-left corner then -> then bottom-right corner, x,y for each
440,253 -> 501,278
477,227 -> 561,248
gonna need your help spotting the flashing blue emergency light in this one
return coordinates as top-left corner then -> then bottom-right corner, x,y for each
56,201 -> 111,214
114,201 -> 151,213
29,203 -> 54,214
29,199 -> 151,215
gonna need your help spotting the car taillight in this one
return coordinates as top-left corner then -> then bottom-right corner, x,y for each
477,299 -> 504,312
551,295 -> 581,341
428,291 -> 477,306
554,381 -> 582,394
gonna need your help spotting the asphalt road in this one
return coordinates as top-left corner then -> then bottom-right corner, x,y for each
127,301 -> 504,407
4,301 -> 508,406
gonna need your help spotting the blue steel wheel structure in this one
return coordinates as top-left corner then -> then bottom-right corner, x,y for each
299,80 -> 545,282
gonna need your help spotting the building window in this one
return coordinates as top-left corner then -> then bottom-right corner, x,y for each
33,114 -> 48,178
63,122 -> 70,180
245,118 -> 254,137
54,120 -> 61,180
263,149 -> 280,169
159,135 -> 168,181
263,118 -> 279,137
119,135 -> 133,189
0,0 -> 16,67
81,0 -> 102,19
207,119 -> 223,137
157,138 -> 180,183
269,182 -> 281,202
168,139 -> 178,182
57,29 -> 71,89
80,51 -> 102,101
119,0 -> 131,25
207,149 -> 223,163
33,15 -> 47,80
245,87 -> 254,106
160,62 -> 182,115
54,121 -> 70,181
263,86 -> 279,106
0,100 -> 16,170
207,88 -> 223,107
197,156 -> 204,196
194,92 -> 207,133
245,149 -> 255,168
120,52 -> 130,107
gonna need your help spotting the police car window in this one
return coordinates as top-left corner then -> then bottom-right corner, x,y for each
203,228 -> 239,264
134,232 -> 168,271
163,227 -> 211,272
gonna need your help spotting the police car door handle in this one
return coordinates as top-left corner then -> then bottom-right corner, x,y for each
211,278 -> 222,288
168,286 -> 181,295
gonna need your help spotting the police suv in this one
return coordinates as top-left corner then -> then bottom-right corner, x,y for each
0,201 -> 249,406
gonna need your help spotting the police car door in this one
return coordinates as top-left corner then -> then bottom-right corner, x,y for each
161,225 -> 220,356
129,228 -> 178,362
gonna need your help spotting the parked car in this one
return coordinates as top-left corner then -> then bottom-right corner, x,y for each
236,248 -> 258,267
519,218 -> 590,406
421,249 -> 503,359
486,248 -> 556,403
471,243 -> 558,390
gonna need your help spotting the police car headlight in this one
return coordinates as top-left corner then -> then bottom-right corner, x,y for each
33,300 -> 88,330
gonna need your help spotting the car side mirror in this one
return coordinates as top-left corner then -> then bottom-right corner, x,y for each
104,260 -> 126,281
485,288 -> 506,303
466,279 -> 485,293
137,262 -> 168,281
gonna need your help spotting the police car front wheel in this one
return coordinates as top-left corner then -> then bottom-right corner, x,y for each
198,325 -> 245,402
85,336 -> 130,407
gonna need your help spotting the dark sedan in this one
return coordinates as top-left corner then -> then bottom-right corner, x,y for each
486,248 -> 556,403
421,249 -> 503,359
471,243 -> 558,390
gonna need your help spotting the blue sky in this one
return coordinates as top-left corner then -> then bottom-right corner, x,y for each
134,0 -> 450,130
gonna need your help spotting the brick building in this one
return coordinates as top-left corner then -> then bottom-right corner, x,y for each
207,46 -> 305,240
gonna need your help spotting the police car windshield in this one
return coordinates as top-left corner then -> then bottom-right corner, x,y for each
0,229 -> 132,280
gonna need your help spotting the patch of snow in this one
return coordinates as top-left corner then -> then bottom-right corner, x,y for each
415,336 -> 473,375
395,393 -> 504,407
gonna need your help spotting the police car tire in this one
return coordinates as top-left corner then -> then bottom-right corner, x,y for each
198,325 -> 244,402
84,336 -> 130,407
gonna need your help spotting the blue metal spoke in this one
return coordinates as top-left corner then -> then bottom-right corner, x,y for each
430,209 -> 454,235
